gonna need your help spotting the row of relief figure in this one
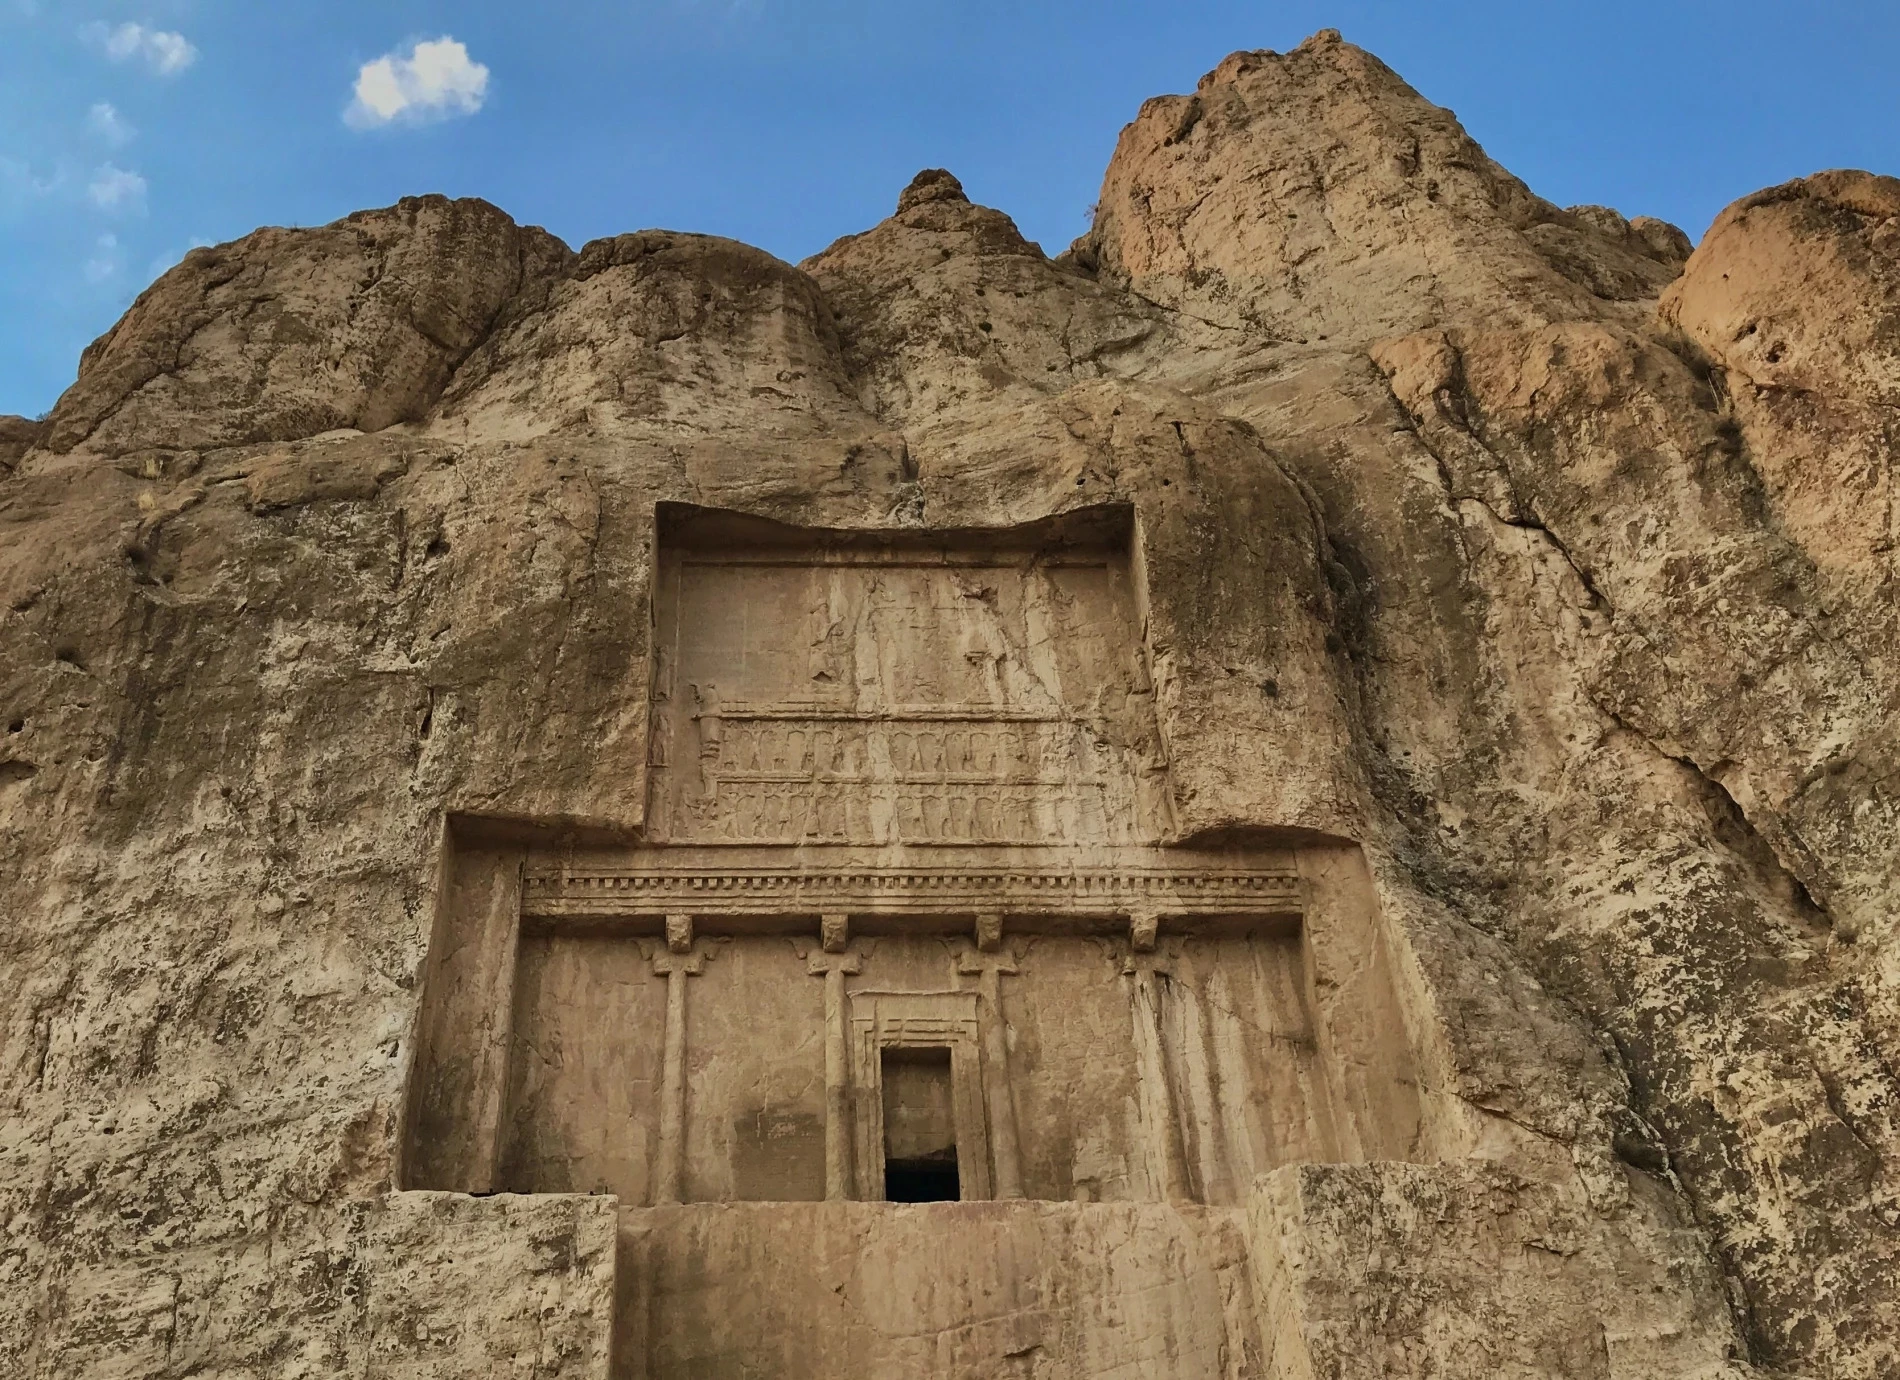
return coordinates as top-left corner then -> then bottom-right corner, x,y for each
685,718 -> 1106,783
656,780 -> 1133,845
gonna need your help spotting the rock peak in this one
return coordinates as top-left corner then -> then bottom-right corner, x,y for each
897,168 -> 968,214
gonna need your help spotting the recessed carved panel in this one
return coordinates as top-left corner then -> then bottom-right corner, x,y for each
391,506 -> 1436,1380
647,509 -> 1169,847
405,514 -> 1419,1236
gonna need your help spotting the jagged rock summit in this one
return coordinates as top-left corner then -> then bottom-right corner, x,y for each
3,29 -> 1896,1380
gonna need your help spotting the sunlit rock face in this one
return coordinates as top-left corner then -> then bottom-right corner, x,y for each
3,28 -> 1895,1380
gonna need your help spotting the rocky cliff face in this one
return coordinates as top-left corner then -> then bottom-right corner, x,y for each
1,28 -> 1894,1380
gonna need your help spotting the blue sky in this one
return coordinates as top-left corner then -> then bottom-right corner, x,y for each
3,1 -> 1896,419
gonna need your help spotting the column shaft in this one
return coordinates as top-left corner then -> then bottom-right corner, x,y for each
1131,967 -> 1191,1202
824,965 -> 853,1200
979,966 -> 1025,1199
656,966 -> 688,1204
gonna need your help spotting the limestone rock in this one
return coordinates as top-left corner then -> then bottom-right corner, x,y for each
804,169 -> 1210,438
1081,30 -> 1686,344
367,1193 -> 617,1379
438,229 -> 867,446
3,28 -> 1897,1380
35,194 -> 571,461
1253,1160 -> 1745,1379
1662,170 -> 1900,629
0,415 -> 42,473
1665,170 -> 1900,406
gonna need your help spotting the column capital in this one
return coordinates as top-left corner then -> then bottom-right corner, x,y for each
648,937 -> 716,977
665,912 -> 694,953
955,946 -> 1019,978
807,949 -> 864,978
1129,910 -> 1160,953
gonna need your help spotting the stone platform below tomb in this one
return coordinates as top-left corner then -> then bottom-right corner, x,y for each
613,1199 -> 1257,1379
366,1162 -> 1740,1380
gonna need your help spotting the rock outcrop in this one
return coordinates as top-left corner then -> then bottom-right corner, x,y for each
2,28 -> 1894,1380
1079,35 -> 1688,342
0,415 -> 43,474
37,197 -> 573,461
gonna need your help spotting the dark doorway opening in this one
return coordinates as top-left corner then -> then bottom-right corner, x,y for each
885,1153 -> 960,1202
881,1046 -> 960,1202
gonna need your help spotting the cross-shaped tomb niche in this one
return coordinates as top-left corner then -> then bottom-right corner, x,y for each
397,505 -> 1422,1208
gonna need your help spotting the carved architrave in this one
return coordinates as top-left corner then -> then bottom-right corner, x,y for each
848,989 -> 989,1202
522,862 -> 1303,926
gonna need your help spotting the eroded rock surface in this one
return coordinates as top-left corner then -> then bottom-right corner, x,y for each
2,27 -> 1895,1380
38,195 -> 572,461
1079,32 -> 1687,344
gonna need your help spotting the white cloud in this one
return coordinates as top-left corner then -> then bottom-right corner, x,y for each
88,163 -> 146,211
87,102 -> 134,146
346,37 -> 488,129
84,232 -> 120,283
85,21 -> 197,76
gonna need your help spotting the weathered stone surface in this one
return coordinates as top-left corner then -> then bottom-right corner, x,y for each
439,229 -> 866,447
366,1193 -> 616,1380
1079,30 -> 1683,347
804,169 -> 1207,437
617,1201 -> 1257,1378
1252,1160 -> 1746,1379
7,1187 -> 615,1379
36,195 -> 572,461
3,25 -> 1896,1380
0,415 -> 42,473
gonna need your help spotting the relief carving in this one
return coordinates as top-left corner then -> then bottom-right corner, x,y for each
437,515 -> 1353,1224
648,526 -> 1169,847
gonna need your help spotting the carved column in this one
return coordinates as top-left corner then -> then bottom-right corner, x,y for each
957,915 -> 1024,1200
1124,914 -> 1191,1203
650,915 -> 709,1205
808,914 -> 863,1201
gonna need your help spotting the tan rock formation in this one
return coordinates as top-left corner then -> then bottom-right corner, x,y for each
1079,31 -> 1686,344
40,196 -> 571,460
2,27 -> 1895,1380
0,415 -> 43,474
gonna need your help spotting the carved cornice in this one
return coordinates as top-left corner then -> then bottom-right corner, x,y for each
709,702 -> 1066,723
521,860 -> 1303,922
